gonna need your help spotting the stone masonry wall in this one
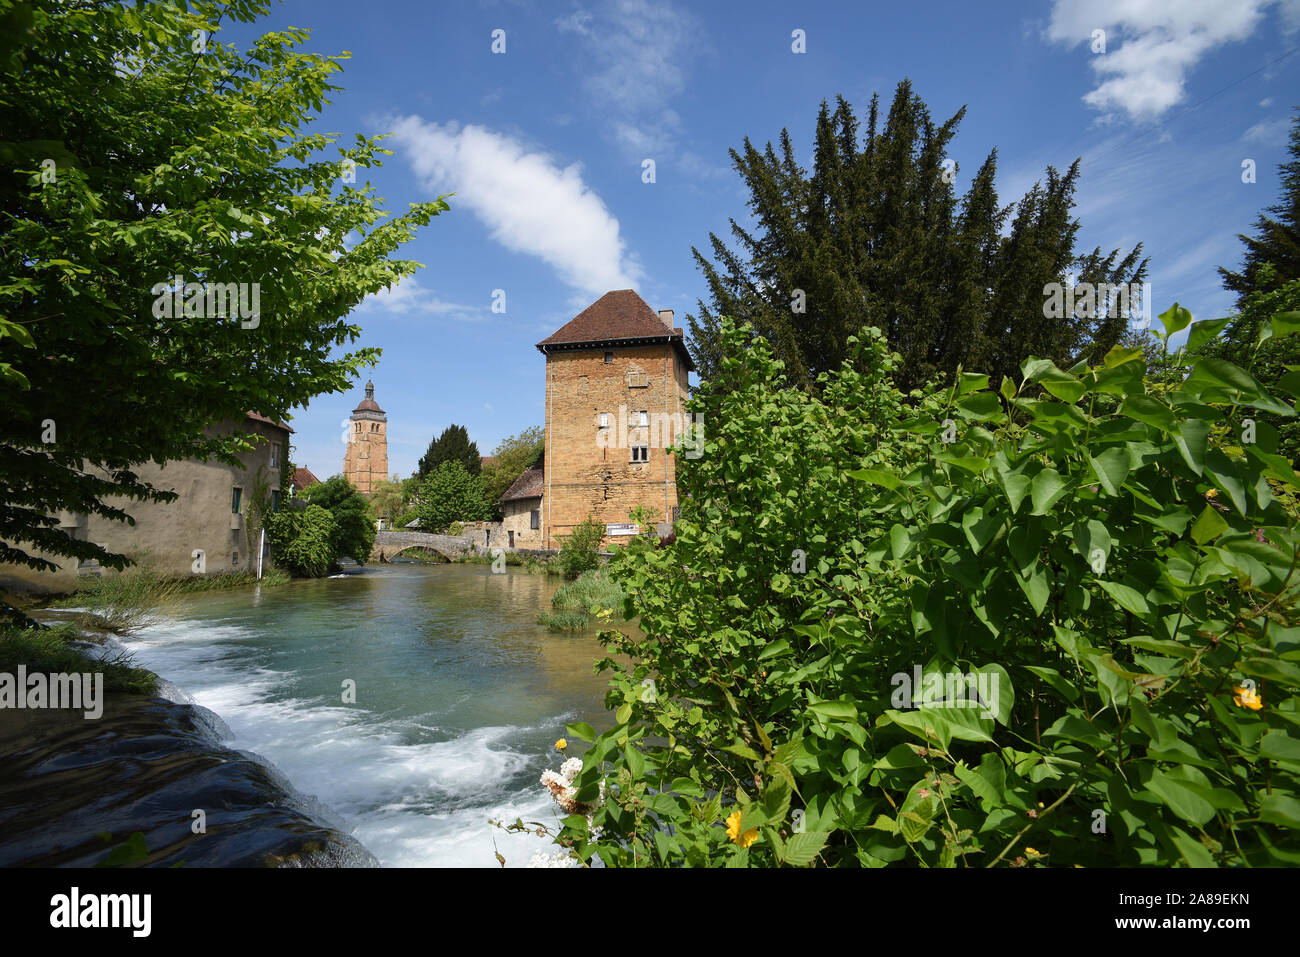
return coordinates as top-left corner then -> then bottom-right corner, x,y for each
542,341 -> 690,548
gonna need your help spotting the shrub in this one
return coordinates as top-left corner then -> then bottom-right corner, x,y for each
551,311 -> 1300,868
301,475 -> 376,564
557,517 -> 605,580
264,505 -> 337,578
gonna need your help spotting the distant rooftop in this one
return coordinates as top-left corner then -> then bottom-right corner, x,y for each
498,464 -> 543,503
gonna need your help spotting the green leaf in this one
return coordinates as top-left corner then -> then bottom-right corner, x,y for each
1272,311 -> 1300,339
809,699 -> 858,722
1189,504 -> 1229,545
1119,396 -> 1176,432
1098,580 -> 1150,615
1173,419 -> 1210,476
1087,446 -> 1131,495
565,721 -> 596,742
1145,770 -> 1215,827
1157,302 -> 1192,339
779,831 -> 830,866
1259,793 -> 1300,829
722,742 -> 762,761
1185,316 -> 1232,353
955,391 -> 1002,421
1016,562 -> 1049,616
1030,468 -> 1068,515
958,372 -> 990,395
847,467 -> 900,490
1103,344 -> 1144,368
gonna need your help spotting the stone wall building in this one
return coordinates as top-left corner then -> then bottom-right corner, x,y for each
342,380 -> 387,494
535,290 -> 693,548
0,413 -> 292,595
498,464 -> 543,549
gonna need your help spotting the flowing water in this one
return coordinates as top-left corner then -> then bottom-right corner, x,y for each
111,562 -> 617,867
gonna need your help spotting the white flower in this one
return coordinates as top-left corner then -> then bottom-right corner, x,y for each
528,850 -> 575,868
560,757 -> 584,782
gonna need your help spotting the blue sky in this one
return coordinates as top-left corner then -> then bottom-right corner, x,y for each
225,0 -> 1300,481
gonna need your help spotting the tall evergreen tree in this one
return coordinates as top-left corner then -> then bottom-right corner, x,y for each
417,424 -> 480,479
687,82 -> 1148,391
1219,107 -> 1300,308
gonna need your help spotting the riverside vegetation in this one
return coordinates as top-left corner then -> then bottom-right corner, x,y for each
539,308 -> 1300,868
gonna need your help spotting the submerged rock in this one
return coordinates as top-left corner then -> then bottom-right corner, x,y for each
0,693 -> 378,867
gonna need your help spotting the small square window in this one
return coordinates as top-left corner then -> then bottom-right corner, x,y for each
604,351 -> 613,363
631,445 -> 649,463
599,412 -> 610,429
636,410 -> 649,427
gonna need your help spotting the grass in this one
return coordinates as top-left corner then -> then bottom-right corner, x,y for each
536,568 -> 625,632
48,565 -> 289,633
0,622 -> 158,695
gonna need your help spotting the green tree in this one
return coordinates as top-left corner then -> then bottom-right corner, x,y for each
264,505 -> 336,578
1220,108 -> 1300,308
302,475 -> 375,564
479,425 -> 544,515
1195,279 -> 1300,463
415,461 -> 488,532
367,476 -> 406,522
0,0 -> 446,615
417,424 -> 481,479
687,83 -> 1146,392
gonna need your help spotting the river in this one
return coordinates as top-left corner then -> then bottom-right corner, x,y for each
114,562 -> 617,867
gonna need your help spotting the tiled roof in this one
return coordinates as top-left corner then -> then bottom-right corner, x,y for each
498,464 -> 543,503
245,411 -> 294,433
537,289 -> 680,347
292,466 -> 320,491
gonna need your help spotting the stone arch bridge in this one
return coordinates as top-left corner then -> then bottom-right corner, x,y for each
371,530 -> 478,563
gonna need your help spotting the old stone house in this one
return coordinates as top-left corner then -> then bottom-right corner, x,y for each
535,289 -> 693,548
498,464 -> 543,549
0,412 -> 292,594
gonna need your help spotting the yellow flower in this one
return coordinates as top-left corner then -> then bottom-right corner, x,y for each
555,738 -> 567,751
725,810 -> 758,847
1026,847 -> 1041,857
1232,686 -> 1263,710
1205,488 -> 1219,499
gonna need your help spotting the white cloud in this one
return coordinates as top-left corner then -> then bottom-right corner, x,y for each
1244,116 -> 1292,143
390,116 -> 641,297
357,275 -> 487,321
1046,0 -> 1290,122
556,0 -> 702,158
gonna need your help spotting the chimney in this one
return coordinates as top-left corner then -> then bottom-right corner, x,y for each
658,309 -> 675,331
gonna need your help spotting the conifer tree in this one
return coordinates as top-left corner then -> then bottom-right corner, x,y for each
417,424 -> 480,479
687,82 -> 1148,392
1219,108 -> 1300,308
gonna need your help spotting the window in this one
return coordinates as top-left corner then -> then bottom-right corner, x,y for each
631,445 -> 649,463
636,410 -> 649,427
598,412 -> 610,429
530,509 -> 540,530
231,486 -> 242,513
232,551 -> 239,565
270,443 -> 280,467
604,351 -> 613,363
270,490 -> 281,512
626,369 -> 648,388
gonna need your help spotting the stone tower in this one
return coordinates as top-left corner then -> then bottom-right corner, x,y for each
342,380 -> 387,494
535,290 -> 693,548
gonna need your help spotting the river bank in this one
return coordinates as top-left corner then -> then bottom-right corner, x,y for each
0,658 -> 376,866
2,564 -> 619,867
